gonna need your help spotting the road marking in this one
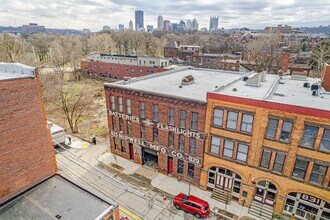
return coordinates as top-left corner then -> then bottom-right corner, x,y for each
120,207 -> 141,220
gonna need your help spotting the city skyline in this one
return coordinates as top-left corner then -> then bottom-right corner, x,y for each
0,0 -> 329,31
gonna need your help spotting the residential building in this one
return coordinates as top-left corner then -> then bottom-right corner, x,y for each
0,63 -> 119,219
81,53 -> 172,79
164,40 -> 201,61
147,25 -> 153,32
135,10 -> 144,31
201,68 -> 330,219
209,16 -> 219,31
129,20 -> 133,30
157,15 -> 163,30
118,24 -> 124,31
163,20 -> 171,31
104,67 -> 249,185
186,53 -> 241,71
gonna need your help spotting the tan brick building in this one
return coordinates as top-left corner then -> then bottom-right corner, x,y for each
201,71 -> 330,220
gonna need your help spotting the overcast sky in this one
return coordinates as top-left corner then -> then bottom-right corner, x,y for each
0,0 -> 329,31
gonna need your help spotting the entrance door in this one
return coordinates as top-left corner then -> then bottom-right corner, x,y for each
254,181 -> 277,206
129,143 -> 134,160
168,157 -> 173,174
215,175 -> 233,191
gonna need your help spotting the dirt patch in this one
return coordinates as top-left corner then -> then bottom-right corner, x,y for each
110,163 -> 124,171
129,173 -> 152,185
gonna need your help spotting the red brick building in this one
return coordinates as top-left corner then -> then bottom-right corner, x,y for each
164,40 -> 201,61
0,63 -> 57,202
186,53 -> 241,71
104,67 -> 247,185
81,53 -> 171,80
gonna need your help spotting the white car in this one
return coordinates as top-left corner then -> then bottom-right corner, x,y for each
47,121 -> 67,146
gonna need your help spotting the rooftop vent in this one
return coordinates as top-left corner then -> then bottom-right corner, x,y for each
311,83 -> 319,91
303,82 -> 310,88
246,73 -> 261,87
312,90 -> 318,96
243,76 -> 249,81
181,75 -> 195,85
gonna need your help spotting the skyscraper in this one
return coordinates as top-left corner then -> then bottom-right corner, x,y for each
192,18 -> 198,30
135,10 -> 144,31
209,16 -> 219,31
178,20 -> 186,30
163,20 -> 171,31
129,20 -> 133,30
186,19 -> 192,30
157,15 -> 163,30
118,24 -> 124,30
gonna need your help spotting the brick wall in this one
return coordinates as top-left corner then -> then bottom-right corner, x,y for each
201,93 -> 330,214
0,74 -> 57,203
321,63 -> 330,91
81,61 -> 167,79
105,86 -> 206,185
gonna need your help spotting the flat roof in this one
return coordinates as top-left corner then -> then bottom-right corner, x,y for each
105,67 -> 247,102
0,175 -> 117,220
0,63 -> 35,81
217,74 -> 330,111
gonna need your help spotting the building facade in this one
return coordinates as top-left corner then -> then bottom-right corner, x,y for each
209,16 -> 219,32
81,54 -> 171,79
164,41 -> 201,61
201,71 -> 330,220
157,15 -> 163,30
135,10 -> 144,31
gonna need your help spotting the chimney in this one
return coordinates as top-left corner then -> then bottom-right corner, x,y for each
281,48 -> 291,73
321,63 -> 330,91
235,60 -> 240,71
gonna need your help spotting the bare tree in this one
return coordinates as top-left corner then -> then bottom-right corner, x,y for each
310,41 -> 330,74
0,33 -> 24,62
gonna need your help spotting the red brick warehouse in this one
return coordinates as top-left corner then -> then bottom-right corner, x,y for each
104,67 -> 249,185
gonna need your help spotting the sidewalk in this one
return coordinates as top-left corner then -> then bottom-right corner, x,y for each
65,135 -> 91,149
98,151 -> 259,220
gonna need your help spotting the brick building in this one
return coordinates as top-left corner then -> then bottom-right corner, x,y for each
164,40 -> 201,61
186,53 -> 241,71
201,70 -> 330,219
0,63 -> 119,219
81,53 -> 172,80
104,67 -> 248,185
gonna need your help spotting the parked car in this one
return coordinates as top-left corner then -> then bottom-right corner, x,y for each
173,193 -> 210,218
47,121 -> 66,146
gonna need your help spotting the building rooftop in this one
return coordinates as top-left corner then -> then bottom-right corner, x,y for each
217,74 -> 330,111
0,63 -> 35,81
0,175 -> 117,220
105,67 -> 247,102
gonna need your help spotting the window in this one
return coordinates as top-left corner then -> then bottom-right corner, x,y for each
140,102 -> 145,119
280,121 -> 293,142
127,121 -> 132,135
169,108 -> 175,125
191,112 -> 198,130
179,110 -> 186,128
121,140 -> 126,153
110,96 -> 115,110
118,97 -> 123,112
310,164 -> 327,185
139,69 -> 143,74
153,105 -> 158,122
188,163 -> 194,179
110,66 -> 114,70
189,138 -> 196,154
260,149 -> 272,168
237,143 -> 248,162
266,118 -> 279,139
126,99 -> 131,115
114,138 -> 118,150
226,111 -> 238,130
131,68 -> 134,73
177,159 -> 184,175
292,159 -> 309,179
169,132 -> 174,148
300,125 -> 318,148
179,135 -> 185,151
153,128 -> 158,143
319,129 -> 330,152
210,136 -> 220,155
213,109 -> 224,127
241,114 -> 253,133
119,118 -> 124,132
141,124 -> 146,139
126,68 -> 129,73
273,152 -> 285,173
112,116 -> 116,131
223,140 -> 234,158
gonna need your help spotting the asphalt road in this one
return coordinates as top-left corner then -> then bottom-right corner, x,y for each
54,141 -> 201,220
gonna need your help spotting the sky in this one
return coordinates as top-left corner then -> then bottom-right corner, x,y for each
0,0 -> 329,31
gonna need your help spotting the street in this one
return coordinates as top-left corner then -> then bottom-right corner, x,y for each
54,140 -> 207,220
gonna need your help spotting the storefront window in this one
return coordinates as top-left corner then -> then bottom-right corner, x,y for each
188,163 -> 194,179
284,198 -> 295,213
280,121 -> 293,142
213,109 -> 224,127
319,129 -> 330,152
300,125 -> 318,148
210,136 -> 220,155
241,114 -> 253,133
296,203 -> 318,220
114,138 -> 118,150
310,164 -> 327,185
121,140 -> 126,153
226,111 -> 238,130
266,118 -> 278,139
208,171 -> 215,185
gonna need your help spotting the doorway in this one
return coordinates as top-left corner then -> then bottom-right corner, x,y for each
142,147 -> 158,169
254,181 -> 277,206
168,157 -> 173,174
129,143 -> 134,160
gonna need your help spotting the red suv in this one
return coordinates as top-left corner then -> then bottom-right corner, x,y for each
173,193 -> 210,218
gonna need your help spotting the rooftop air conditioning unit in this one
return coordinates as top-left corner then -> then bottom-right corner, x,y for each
303,82 -> 310,88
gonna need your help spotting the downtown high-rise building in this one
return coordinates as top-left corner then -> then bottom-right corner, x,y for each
186,19 -> 192,30
157,15 -> 163,30
135,10 -> 144,31
129,20 -> 133,30
192,18 -> 198,30
209,16 -> 219,31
